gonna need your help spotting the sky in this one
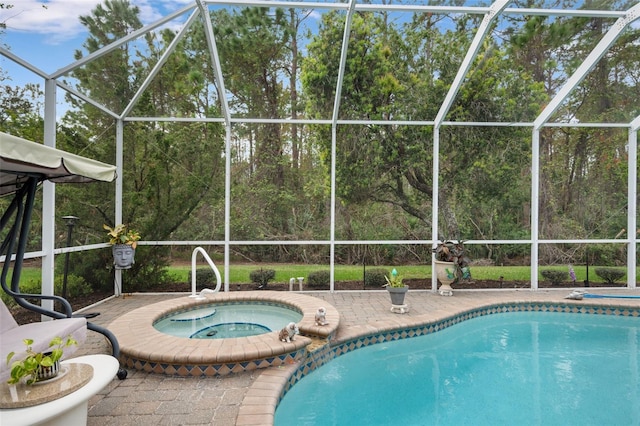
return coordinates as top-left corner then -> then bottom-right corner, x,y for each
1,0 -> 637,121
0,0 -> 192,88
2,0 -> 637,87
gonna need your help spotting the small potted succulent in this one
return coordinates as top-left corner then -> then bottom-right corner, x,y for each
384,268 -> 408,309
432,240 -> 471,296
104,223 -> 140,269
6,336 -> 78,385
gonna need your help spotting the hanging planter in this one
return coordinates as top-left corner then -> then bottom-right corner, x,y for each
111,244 -> 136,270
104,224 -> 140,270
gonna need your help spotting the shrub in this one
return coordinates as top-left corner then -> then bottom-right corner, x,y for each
188,268 -> 218,286
307,270 -> 330,288
0,280 -> 39,308
0,275 -> 90,310
364,268 -> 389,288
249,269 -> 276,287
54,274 -> 91,298
595,268 -> 625,284
540,270 -> 568,285
0,291 -> 16,308
15,278 -> 43,295
67,245 -> 172,292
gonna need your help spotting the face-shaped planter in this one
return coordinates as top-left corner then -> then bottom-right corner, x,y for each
112,244 -> 135,269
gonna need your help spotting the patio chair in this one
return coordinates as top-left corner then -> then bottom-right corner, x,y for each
0,132 -> 127,379
0,297 -> 86,383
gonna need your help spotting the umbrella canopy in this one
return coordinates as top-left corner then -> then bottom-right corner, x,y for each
0,132 -> 116,196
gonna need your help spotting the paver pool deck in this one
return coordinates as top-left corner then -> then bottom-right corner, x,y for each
73,288 -> 640,425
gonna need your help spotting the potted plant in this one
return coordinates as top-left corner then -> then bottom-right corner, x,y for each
432,240 -> 471,296
6,336 -> 78,385
104,223 -> 140,269
384,268 -> 409,312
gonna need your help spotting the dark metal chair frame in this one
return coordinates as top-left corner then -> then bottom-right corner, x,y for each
0,174 -> 127,379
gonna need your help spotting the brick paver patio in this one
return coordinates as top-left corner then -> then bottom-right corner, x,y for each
73,288 -> 640,425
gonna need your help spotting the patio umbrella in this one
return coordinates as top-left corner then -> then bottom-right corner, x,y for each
0,131 -> 116,195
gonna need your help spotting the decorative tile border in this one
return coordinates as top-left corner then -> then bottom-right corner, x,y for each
120,347 -> 307,377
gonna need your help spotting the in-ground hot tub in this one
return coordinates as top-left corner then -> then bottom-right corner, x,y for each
153,302 -> 303,339
108,291 -> 339,376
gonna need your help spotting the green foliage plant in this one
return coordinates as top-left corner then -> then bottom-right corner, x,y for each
307,270 -> 330,288
249,268 -> 276,287
104,224 -> 141,248
433,240 -> 472,284
594,268 -> 625,284
384,268 -> 405,288
188,268 -> 217,287
54,274 -> 91,298
540,270 -> 568,285
1,275 -> 90,309
6,336 -> 78,385
364,268 -> 388,288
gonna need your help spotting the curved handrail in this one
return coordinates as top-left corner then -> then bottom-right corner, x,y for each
190,247 -> 222,298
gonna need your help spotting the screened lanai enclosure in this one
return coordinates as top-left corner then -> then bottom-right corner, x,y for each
1,0 -> 639,298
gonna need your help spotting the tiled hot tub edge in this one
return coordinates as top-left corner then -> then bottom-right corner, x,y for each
109,291 -> 340,377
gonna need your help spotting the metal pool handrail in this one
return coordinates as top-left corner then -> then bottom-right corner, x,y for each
190,246 -> 222,298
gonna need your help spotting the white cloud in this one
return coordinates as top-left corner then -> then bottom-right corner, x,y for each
136,1 -> 165,25
1,1 -> 101,42
1,0 -> 194,44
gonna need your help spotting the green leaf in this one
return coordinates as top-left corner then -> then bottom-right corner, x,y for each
40,357 -> 54,368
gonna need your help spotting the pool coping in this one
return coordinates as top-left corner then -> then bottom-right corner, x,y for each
108,291 -> 340,376
236,295 -> 640,425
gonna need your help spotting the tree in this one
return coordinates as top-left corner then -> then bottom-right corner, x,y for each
504,0 -> 637,263
0,84 -> 43,139
59,0 -> 225,288
208,7 -> 329,251
302,10 -> 545,245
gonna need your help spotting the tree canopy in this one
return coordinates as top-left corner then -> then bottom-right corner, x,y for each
1,0 -> 638,289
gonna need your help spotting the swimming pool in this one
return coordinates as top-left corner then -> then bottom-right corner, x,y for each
275,311 -> 640,425
153,303 -> 303,339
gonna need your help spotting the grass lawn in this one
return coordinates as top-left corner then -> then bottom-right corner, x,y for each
160,264 -> 621,284
13,264 -> 633,286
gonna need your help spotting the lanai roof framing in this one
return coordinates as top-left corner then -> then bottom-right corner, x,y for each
1,0 -> 638,294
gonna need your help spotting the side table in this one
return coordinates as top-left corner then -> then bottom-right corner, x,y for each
0,354 -> 119,426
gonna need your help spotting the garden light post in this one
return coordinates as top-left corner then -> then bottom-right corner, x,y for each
584,247 -> 590,287
61,215 -> 100,319
61,215 -> 79,300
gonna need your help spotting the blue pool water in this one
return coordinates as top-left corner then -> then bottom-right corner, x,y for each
275,312 -> 640,425
153,303 -> 302,339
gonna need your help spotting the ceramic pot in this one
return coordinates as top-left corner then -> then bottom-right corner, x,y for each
387,285 -> 409,305
36,356 -> 60,382
434,260 -> 455,296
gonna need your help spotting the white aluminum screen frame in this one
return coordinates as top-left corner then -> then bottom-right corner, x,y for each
1,0 -> 638,294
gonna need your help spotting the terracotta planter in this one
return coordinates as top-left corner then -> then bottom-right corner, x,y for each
434,260 -> 455,296
112,244 -> 136,270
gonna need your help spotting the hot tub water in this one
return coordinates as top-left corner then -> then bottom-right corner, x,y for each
153,303 -> 302,339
